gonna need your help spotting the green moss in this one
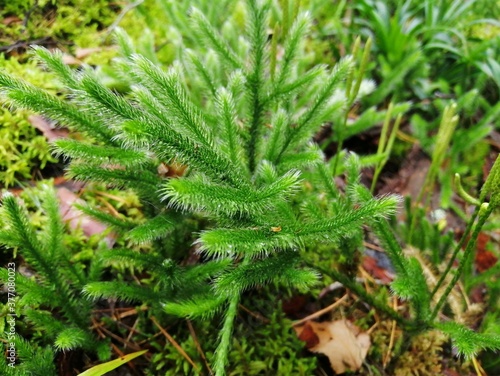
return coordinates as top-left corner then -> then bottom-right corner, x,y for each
0,108 -> 56,187
0,0 -> 119,52
394,331 -> 472,376
0,55 -> 61,187
148,292 -> 317,375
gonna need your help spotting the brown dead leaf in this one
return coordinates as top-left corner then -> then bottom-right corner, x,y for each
75,47 -> 109,60
2,16 -> 21,26
296,322 -> 320,348
295,320 -> 370,374
362,254 -> 394,283
474,233 -> 497,272
56,187 -> 115,247
29,115 -> 69,141
157,161 -> 187,178
61,54 -> 83,66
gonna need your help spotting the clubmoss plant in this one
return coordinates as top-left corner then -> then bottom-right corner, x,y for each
0,184 -> 110,375
1,0 -> 499,374
0,1 -> 394,371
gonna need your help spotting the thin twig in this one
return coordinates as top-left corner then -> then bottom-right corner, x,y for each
0,37 -> 56,53
93,306 -> 139,313
91,317 -> 107,339
292,294 -> 348,326
126,318 -> 140,345
358,265 -> 377,286
472,356 -> 486,376
151,316 -> 200,371
366,321 -> 379,335
115,319 -> 148,338
97,196 -> 122,218
383,296 -> 398,368
115,306 -> 148,320
92,318 -> 143,351
136,331 -> 163,346
95,190 -> 132,204
187,320 -> 213,375
363,241 -> 384,252
239,304 -> 270,323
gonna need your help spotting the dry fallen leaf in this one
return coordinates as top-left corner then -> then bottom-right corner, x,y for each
362,253 -> 394,284
75,47 -> 109,60
57,187 -> 115,247
474,232 -> 498,272
2,16 -> 21,26
29,115 -> 69,141
61,54 -> 83,66
295,319 -> 370,374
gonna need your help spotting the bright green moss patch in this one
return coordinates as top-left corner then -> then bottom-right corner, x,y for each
0,0 -> 120,52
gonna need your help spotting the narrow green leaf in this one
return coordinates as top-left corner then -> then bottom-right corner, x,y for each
77,350 -> 148,376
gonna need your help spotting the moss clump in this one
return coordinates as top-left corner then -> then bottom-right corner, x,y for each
395,331 -> 455,376
0,55 -> 62,187
0,109 -> 56,187
0,0 -> 120,53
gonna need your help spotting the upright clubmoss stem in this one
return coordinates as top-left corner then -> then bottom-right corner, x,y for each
431,156 -> 499,317
213,292 -> 240,375
430,206 -> 480,299
430,203 -> 493,321
246,0 -> 267,172
213,255 -> 251,375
